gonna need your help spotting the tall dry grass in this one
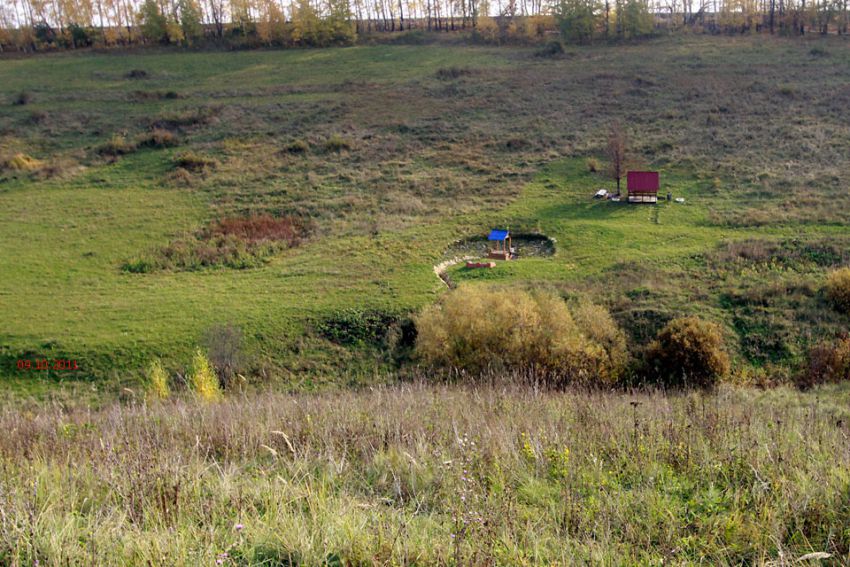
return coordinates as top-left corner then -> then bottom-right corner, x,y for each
1,382 -> 849,565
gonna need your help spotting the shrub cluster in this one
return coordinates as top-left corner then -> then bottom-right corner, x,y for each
99,128 -> 181,157
323,134 -> 353,153
645,317 -> 730,389
144,339 -> 246,401
473,15 -> 555,45
435,66 -> 476,80
415,287 -> 627,386
123,214 -> 307,273
148,106 -> 217,131
798,335 -> 850,389
206,214 -> 305,246
284,139 -> 310,154
139,128 -> 179,148
318,309 -> 410,346
825,267 -> 850,314
416,288 -> 734,389
98,134 -> 137,157
173,151 -> 218,172
123,234 -> 281,272
535,40 -> 565,58
2,152 -> 43,172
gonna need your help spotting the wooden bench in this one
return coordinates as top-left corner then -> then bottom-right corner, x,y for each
466,261 -> 496,269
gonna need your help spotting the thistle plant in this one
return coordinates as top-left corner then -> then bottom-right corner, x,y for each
450,433 -> 490,565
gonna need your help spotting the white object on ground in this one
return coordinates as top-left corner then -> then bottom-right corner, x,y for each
674,197 -> 685,203
594,189 -> 608,199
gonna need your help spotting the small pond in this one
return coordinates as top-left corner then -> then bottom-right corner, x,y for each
442,233 -> 556,260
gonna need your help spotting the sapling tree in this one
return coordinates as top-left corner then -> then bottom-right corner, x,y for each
606,121 -> 627,195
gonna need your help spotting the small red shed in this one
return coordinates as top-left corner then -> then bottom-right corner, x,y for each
627,171 -> 660,204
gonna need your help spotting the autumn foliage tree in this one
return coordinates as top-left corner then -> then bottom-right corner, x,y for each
0,0 -> 847,52
177,0 -> 204,45
645,317 -> 730,389
137,0 -> 167,44
556,0 -> 601,43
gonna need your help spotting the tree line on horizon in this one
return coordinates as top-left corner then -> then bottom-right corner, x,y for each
0,0 -> 846,52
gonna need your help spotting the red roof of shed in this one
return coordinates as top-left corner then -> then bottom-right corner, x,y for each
627,171 -> 659,193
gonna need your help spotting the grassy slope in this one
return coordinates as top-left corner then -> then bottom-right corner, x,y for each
1,45 -> 507,381
2,36 -> 850,386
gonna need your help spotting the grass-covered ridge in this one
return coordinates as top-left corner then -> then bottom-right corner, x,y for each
2,35 -> 850,385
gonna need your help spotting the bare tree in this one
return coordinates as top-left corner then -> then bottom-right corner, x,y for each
203,323 -> 244,388
606,122 -> 627,196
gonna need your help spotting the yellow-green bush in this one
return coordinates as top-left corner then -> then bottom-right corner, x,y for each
826,268 -> 850,314
474,17 -> 500,43
3,152 -> 43,172
145,358 -> 170,400
189,348 -> 222,402
98,134 -> 137,157
415,286 -> 627,386
645,317 -> 729,389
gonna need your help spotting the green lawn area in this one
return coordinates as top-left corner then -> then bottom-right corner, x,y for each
2,36 -> 850,387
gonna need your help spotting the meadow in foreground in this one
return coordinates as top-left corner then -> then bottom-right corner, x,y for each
2,382 -> 850,565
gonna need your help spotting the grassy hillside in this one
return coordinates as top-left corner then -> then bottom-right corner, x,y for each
2,35 -> 850,388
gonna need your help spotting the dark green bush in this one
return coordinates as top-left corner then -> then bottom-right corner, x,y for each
645,317 -> 730,389
121,258 -> 154,273
318,309 -> 408,347
535,41 -> 564,58
67,23 -> 94,47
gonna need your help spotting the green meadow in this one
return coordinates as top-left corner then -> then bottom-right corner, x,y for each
2,35 -> 850,390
